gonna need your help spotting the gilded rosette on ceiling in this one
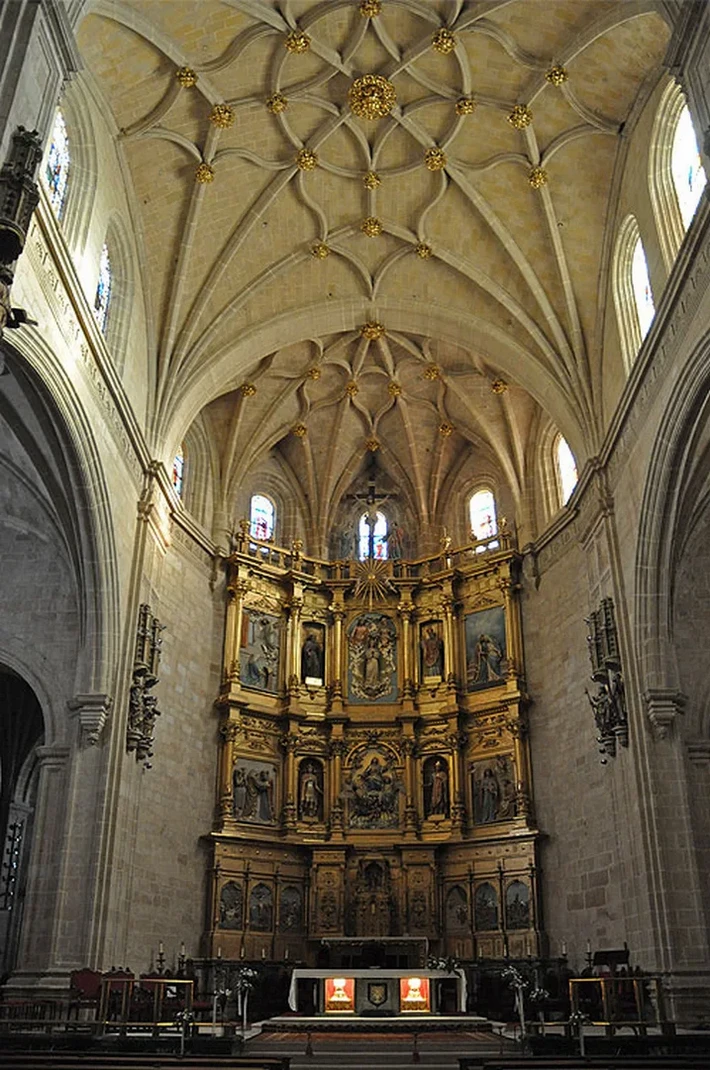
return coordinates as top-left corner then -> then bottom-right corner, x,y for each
348,75 -> 397,121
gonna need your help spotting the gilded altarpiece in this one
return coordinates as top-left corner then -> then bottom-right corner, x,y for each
207,529 -> 543,963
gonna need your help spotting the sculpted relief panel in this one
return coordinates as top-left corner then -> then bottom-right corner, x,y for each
344,744 -> 404,829
348,613 -> 397,703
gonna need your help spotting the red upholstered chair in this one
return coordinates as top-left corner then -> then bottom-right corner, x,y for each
68,968 -> 102,1020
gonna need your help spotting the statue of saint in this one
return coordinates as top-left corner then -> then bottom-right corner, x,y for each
301,629 -> 324,683
299,762 -> 323,820
427,759 -> 449,816
421,624 -> 444,678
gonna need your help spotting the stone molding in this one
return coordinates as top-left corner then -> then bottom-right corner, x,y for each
68,693 -> 112,746
643,688 -> 686,740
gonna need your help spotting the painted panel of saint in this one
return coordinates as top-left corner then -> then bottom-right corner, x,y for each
249,883 -> 274,931
233,759 -> 278,825
505,880 -> 530,930
348,613 -> 397,703
474,882 -> 499,931
420,620 -> 444,680
219,881 -> 243,930
344,745 -> 403,829
298,759 -> 324,822
471,754 -> 516,825
446,885 -> 469,932
301,622 -> 325,686
422,755 -> 449,818
239,609 -> 281,693
279,886 -> 303,932
464,606 -> 507,691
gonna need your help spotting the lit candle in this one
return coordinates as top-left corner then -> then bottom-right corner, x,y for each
159,941 -> 164,954
285,947 -> 289,960
240,946 -> 245,958
586,939 -> 592,954
217,946 -> 222,959
180,942 -> 186,957
561,940 -> 567,956
261,947 -> 266,959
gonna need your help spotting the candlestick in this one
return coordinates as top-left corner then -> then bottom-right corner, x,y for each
217,946 -> 222,959
159,941 -> 164,954
240,946 -> 245,958
180,941 -> 186,957
561,940 -> 567,957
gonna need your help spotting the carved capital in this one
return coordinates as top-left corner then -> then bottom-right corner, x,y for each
68,693 -> 112,747
220,720 -> 239,744
401,736 -> 418,758
644,688 -> 685,740
281,732 -> 300,753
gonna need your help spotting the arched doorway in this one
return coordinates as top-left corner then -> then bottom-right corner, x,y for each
0,667 -> 44,978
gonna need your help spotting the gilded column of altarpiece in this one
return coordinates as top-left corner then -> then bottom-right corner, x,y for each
206,534 -> 543,963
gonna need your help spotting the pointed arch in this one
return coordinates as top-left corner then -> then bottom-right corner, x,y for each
612,215 -> 655,373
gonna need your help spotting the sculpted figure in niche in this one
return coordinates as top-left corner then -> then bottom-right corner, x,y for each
348,613 -> 397,702
219,881 -> 243,930
299,760 -> 324,822
506,880 -> 530,930
421,623 -> 444,679
472,755 -> 515,825
301,626 -> 325,685
383,521 -> 405,560
234,760 -> 277,824
345,747 -> 403,829
249,883 -> 273,931
423,756 -> 449,818
474,883 -> 498,930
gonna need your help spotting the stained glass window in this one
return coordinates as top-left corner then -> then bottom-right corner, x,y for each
93,243 -> 112,334
45,110 -> 70,218
631,238 -> 655,341
172,449 -> 184,497
556,436 -> 578,505
671,105 -> 707,230
250,494 -> 275,540
359,511 -> 388,560
469,489 -> 498,545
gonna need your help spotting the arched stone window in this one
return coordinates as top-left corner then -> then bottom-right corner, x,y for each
250,493 -> 275,540
172,448 -> 184,498
93,242 -> 112,334
555,435 -> 578,506
358,510 -> 388,560
671,104 -> 707,230
44,110 -> 70,218
469,488 -> 498,550
650,83 -> 708,269
631,237 -> 655,341
612,216 -> 655,371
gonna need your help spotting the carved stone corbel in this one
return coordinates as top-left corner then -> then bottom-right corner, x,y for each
644,688 -> 686,741
68,693 -> 113,747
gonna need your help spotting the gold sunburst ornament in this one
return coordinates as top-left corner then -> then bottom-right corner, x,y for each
432,28 -> 456,54
296,148 -> 318,170
195,162 -> 215,183
285,30 -> 310,54
348,75 -> 397,120
266,93 -> 288,114
210,104 -> 234,128
546,65 -> 568,86
528,166 -> 548,189
508,104 -> 532,129
353,558 -> 394,608
176,67 -> 197,88
425,147 -> 447,171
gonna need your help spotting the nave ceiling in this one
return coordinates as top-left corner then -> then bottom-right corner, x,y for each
75,0 -> 672,537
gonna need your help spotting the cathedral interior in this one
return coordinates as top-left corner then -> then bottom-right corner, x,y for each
1,0 -> 710,1026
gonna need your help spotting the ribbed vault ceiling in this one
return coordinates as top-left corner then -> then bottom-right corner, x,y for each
77,0 -> 671,535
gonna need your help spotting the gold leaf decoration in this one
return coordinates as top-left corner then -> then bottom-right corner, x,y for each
425,147 -> 447,171
423,364 -> 441,380
285,31 -> 310,54
346,380 -> 359,397
491,378 -> 508,394
456,96 -> 477,116
546,65 -> 568,86
528,166 -> 548,189
266,93 -> 288,113
307,366 -> 322,380
195,162 -> 215,184
439,421 -> 454,436
176,67 -> 197,88
359,0 -> 381,15
508,104 -> 532,129
349,74 -> 396,120
361,216 -> 383,236
311,242 -> 330,259
353,558 -> 394,607
416,242 -> 433,259
360,321 -> 385,340
363,170 -> 381,190
292,423 -> 308,437
388,381 -> 402,397
432,28 -> 456,54
296,147 -> 318,170
209,104 -> 234,128
365,437 -> 380,452
240,382 -> 257,397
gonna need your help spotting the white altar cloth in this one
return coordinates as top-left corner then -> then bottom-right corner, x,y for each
287,968 -> 467,1013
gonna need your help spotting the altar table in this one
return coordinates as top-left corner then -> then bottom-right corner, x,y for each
288,968 -> 467,1016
